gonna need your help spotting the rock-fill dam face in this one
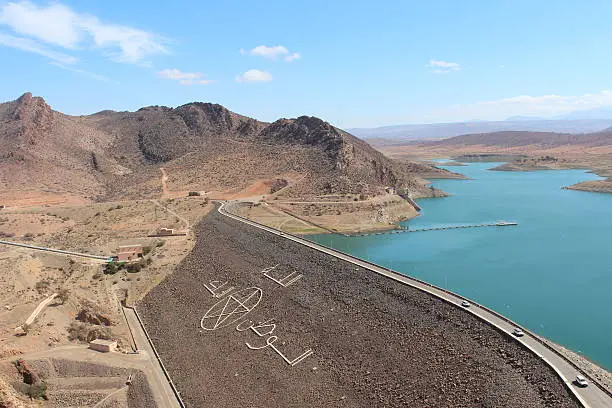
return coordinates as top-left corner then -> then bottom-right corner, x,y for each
138,208 -> 580,408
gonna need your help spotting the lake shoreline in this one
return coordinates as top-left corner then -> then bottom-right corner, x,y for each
309,162 -> 612,371
485,159 -> 612,194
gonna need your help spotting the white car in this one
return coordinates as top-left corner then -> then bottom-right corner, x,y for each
513,328 -> 525,337
574,375 -> 588,388
461,300 -> 470,308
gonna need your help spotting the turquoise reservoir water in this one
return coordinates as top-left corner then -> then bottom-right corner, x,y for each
309,163 -> 612,370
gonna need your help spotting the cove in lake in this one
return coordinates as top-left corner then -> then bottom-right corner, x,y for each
309,162 -> 612,370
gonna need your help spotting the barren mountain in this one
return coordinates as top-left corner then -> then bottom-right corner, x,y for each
420,130 -> 612,148
0,93 -> 115,202
348,119 -> 612,141
0,93 -> 435,205
375,129 -> 612,165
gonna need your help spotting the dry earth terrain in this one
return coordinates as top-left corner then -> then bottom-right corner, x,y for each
233,194 -> 423,235
138,206 -> 580,408
0,196 -> 212,406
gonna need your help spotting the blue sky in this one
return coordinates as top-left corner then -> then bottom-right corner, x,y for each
1,0 -> 612,128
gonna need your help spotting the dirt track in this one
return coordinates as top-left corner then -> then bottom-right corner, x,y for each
138,208 -> 580,408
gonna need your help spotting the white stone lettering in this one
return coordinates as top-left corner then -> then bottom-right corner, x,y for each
204,280 -> 235,298
200,287 -> 262,331
262,264 -> 303,287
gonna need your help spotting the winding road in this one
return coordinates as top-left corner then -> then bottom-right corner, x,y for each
218,201 -> 612,408
151,199 -> 191,230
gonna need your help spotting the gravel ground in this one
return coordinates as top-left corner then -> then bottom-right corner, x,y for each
138,208 -> 581,408
19,358 -> 156,408
46,390 -> 109,407
126,371 -> 156,408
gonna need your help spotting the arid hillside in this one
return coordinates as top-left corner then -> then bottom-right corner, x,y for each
0,93 -> 439,205
0,93 -> 116,204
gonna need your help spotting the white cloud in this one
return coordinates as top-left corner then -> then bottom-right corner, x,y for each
157,69 -> 213,85
0,2 -> 80,47
418,90 -> 612,122
0,1 -> 167,63
427,59 -> 461,74
50,61 -> 111,82
157,68 -> 201,80
0,32 -> 76,64
235,69 -> 272,83
242,45 -> 301,62
284,52 -> 301,62
250,45 -> 287,59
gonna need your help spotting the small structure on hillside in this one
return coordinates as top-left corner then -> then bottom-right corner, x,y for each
89,339 -> 117,353
147,227 -> 186,237
117,244 -> 143,262
157,227 -> 174,236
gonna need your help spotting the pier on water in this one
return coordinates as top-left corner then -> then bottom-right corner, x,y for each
351,221 -> 518,237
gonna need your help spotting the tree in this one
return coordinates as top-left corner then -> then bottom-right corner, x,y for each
104,261 -> 119,275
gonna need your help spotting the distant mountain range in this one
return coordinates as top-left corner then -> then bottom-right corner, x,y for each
348,107 -> 612,141
0,93 -> 437,202
418,130 -> 612,149
507,107 -> 612,121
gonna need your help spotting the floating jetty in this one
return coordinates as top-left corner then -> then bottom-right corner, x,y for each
350,221 -> 518,237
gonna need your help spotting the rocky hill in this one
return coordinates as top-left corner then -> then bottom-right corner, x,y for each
0,93 -> 115,201
0,93 -> 436,204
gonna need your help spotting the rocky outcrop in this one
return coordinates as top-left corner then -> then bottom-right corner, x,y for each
11,93 -> 54,145
14,359 -> 39,385
75,308 -> 113,326
259,116 -> 343,156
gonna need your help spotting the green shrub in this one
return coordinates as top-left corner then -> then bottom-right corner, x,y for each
104,262 -> 119,275
126,263 -> 142,273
